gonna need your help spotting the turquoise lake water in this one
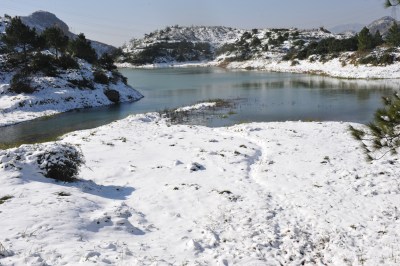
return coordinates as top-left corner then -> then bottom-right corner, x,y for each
0,67 -> 395,146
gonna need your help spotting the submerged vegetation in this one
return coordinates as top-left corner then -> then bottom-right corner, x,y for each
160,99 -> 235,124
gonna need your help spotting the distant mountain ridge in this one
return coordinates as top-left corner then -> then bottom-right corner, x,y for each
367,16 -> 398,36
326,16 -> 399,36
20,11 -> 115,56
329,23 -> 364,34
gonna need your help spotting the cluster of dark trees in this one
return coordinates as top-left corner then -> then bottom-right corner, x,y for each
281,22 -> 400,65
125,41 -> 213,65
1,17 -> 118,93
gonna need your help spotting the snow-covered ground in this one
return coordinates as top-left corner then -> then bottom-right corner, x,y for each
117,56 -> 400,79
0,59 -> 143,127
224,56 -> 400,79
1,111 -> 399,265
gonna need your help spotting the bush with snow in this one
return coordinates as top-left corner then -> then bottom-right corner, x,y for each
37,143 -> 85,182
0,143 -> 85,182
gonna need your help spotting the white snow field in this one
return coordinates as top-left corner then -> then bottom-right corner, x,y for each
0,111 -> 399,265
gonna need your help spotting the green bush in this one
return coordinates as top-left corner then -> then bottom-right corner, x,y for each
296,36 -> 358,60
127,41 -> 212,65
93,70 -> 109,84
30,53 -> 58,76
98,53 -> 116,71
250,37 -> 261,47
10,72 -> 35,94
37,143 -> 84,182
359,52 -> 394,66
68,78 -> 94,90
58,54 -> 79,69
215,43 -> 237,55
110,71 -> 128,85
291,60 -> 300,66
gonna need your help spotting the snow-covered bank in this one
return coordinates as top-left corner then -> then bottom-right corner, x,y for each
1,113 -> 399,265
117,57 -> 400,79
0,60 -> 143,127
225,57 -> 400,79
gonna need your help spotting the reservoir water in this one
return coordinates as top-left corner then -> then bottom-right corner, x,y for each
0,67 -> 396,147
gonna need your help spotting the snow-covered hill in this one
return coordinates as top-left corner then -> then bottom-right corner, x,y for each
125,25 -> 244,50
329,23 -> 364,34
120,25 -> 337,65
0,14 -> 143,127
367,16 -> 398,36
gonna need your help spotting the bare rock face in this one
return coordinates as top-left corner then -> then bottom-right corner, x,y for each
21,11 -> 70,35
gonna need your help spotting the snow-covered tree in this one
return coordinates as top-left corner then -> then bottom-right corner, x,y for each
350,94 -> 400,160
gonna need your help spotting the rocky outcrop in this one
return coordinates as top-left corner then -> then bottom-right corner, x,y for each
20,11 -> 116,56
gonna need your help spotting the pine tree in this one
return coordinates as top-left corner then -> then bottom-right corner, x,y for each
350,94 -> 400,160
385,22 -> 400,47
358,27 -> 374,51
373,30 -> 384,47
355,0 -> 400,160
42,27 -> 69,58
98,53 -> 116,71
385,0 -> 400,7
68,33 -> 97,63
2,17 -> 37,65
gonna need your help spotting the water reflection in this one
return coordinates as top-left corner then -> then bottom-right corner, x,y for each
0,67 -> 397,147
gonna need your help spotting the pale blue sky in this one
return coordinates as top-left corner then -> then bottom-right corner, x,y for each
1,0 -> 395,46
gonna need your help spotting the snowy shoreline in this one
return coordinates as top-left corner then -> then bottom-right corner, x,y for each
1,112 -> 399,265
116,57 -> 400,80
0,60 -> 144,128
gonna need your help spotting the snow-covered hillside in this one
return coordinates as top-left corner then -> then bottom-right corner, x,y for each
0,110 -> 399,265
124,26 -> 244,51
0,58 -> 143,127
119,22 -> 400,79
121,26 -> 337,65
0,14 -> 143,127
367,16 -> 398,36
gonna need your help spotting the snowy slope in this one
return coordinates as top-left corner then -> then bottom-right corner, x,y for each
0,14 -> 143,127
119,23 -> 400,79
0,58 -> 143,127
122,26 -> 335,58
124,26 -> 244,52
367,16 -> 398,36
0,110 -> 399,265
